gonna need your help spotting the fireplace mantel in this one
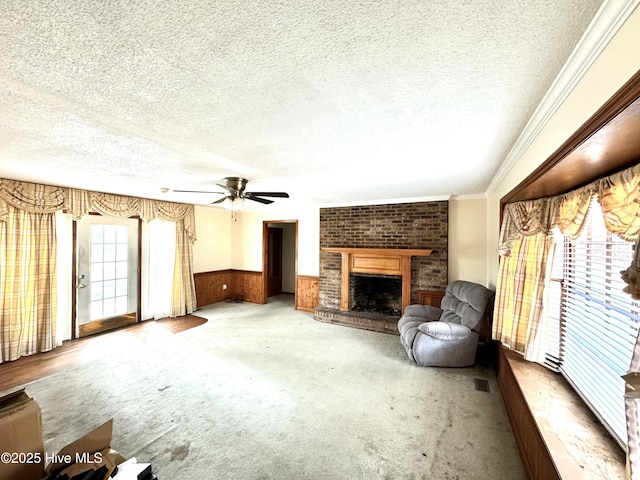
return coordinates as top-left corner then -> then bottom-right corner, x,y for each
322,247 -> 432,256
321,247 -> 432,312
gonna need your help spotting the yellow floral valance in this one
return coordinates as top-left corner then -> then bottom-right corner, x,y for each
556,187 -> 595,239
497,197 -> 558,256
598,166 -> 640,242
0,180 -> 65,215
498,163 -> 640,298
0,179 -> 196,243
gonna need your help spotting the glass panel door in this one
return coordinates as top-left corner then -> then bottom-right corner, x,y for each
76,216 -> 139,337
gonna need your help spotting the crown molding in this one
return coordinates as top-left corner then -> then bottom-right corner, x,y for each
450,193 -> 488,201
485,0 -> 640,197
319,195 -> 451,208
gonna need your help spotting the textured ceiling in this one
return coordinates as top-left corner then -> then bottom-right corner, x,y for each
0,1 -> 605,207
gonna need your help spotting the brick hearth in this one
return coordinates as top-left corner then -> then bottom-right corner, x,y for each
314,306 -> 400,335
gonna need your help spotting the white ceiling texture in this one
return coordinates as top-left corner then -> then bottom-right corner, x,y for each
0,1 -> 613,208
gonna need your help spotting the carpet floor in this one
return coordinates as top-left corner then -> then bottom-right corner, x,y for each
24,294 -> 525,479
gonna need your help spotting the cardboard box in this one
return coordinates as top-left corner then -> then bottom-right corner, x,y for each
43,419 -> 126,479
0,389 -> 45,480
1,390 -> 140,480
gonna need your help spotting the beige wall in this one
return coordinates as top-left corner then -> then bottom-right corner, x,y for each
449,198 -> 488,285
229,204 -> 320,276
485,7 -> 640,288
192,205 -> 232,273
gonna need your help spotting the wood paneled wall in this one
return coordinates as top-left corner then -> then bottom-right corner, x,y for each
194,270 -> 264,308
195,270 -> 320,311
194,270 -> 233,308
497,346 -> 560,480
296,275 -> 319,312
230,270 -> 264,304
417,289 -> 445,307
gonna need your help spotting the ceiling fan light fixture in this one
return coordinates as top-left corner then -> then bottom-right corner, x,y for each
222,196 -> 245,211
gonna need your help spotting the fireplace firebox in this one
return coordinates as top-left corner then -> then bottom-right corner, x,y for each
350,273 -> 402,315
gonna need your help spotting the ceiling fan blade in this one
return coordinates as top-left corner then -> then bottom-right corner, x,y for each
245,192 -> 289,198
173,189 -> 225,194
174,180 -> 286,207
245,195 -> 273,205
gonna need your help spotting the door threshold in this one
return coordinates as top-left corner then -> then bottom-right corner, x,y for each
79,313 -> 137,337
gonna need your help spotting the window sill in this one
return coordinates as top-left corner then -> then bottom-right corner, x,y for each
498,346 -> 626,479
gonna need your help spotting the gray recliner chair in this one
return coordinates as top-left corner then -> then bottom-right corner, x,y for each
398,281 -> 494,367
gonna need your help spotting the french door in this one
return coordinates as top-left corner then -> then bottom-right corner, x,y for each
75,216 -> 139,337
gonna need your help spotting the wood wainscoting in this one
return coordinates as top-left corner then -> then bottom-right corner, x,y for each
194,270 -> 233,307
231,270 -> 264,304
195,270 -> 319,311
194,269 -> 264,308
296,275 -> 319,312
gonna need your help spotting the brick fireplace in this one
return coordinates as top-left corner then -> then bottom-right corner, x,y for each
314,201 -> 448,334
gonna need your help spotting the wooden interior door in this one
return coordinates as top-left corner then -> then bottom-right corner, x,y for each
267,227 -> 283,297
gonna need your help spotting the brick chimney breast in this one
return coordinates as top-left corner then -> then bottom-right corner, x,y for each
318,201 -> 448,312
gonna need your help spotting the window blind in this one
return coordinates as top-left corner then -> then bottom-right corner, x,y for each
545,278 -> 562,372
545,235 -> 564,372
560,207 -> 640,448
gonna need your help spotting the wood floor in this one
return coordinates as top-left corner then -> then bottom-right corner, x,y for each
0,315 -> 207,394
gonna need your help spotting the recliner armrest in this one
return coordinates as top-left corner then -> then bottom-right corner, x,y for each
403,304 -> 442,320
417,321 -> 472,341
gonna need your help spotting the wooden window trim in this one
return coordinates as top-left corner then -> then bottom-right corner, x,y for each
501,69 -> 640,208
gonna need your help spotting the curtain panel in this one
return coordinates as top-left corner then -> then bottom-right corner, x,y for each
493,233 -> 554,362
0,178 -> 198,363
494,197 -> 557,360
0,205 -> 57,362
171,218 -> 197,317
145,219 -> 176,320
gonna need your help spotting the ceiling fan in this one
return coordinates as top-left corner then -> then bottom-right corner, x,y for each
173,177 -> 289,206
